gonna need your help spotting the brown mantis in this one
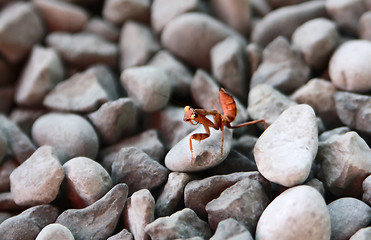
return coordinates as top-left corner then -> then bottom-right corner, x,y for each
183,88 -> 266,164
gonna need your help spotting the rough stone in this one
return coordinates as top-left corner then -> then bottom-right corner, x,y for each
103,0 -> 150,25
246,43 -> 262,74
349,227 -> 371,240
84,17 -> 119,42
0,86 -> 13,114
0,158 -> 17,192
318,127 -> 351,142
0,192 -> 27,212
107,229 -> 133,240
362,175 -> 371,205
359,11 -> 371,41
36,223 -> 75,240
0,130 -> 7,164
210,218 -> 253,240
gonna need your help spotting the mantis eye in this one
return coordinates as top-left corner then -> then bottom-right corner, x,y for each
193,113 -> 198,118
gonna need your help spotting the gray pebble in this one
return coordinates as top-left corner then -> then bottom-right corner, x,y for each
350,227 -> 371,240
210,218 -> 253,240
36,223 -> 75,240
0,158 -> 17,192
318,126 -> 351,142
107,229 -> 133,240
9,109 -> 46,137
359,11 -> 371,41
103,0 -> 150,25
246,43 -> 262,74
0,129 -> 7,164
0,192 -> 27,212
83,17 -> 119,42
305,178 -> 326,197
362,175 -> 371,205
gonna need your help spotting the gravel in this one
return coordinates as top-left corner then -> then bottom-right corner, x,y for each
0,1 -> 370,239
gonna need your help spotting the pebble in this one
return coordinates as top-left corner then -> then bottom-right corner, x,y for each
318,126 -> 351,142
46,32 -> 118,68
305,178 -> 326,197
0,205 -> 59,240
155,172 -> 192,217
103,0 -> 150,25
251,1 -> 327,47
206,178 -> 270,232
317,131 -> 371,197
328,197 -> 371,240
0,58 -> 15,85
359,11 -> 371,41
121,66 -> 170,112
246,43 -> 263,74
350,227 -> 371,240
15,46 -> 64,107
0,87 -> 13,114
144,208 -> 213,240
329,40 -> 371,92
88,98 -> 137,145
31,112 -> 99,162
250,36 -> 310,94
291,18 -> 339,70
0,212 -> 12,224
56,183 -> 128,240
111,147 -> 169,195
363,175 -> 371,205
10,146 -> 64,206
255,185 -> 330,240
165,126 -> 233,172
334,91 -> 371,135
211,37 -> 247,101
0,130 -> 7,164
247,84 -> 296,127
44,65 -> 119,113
83,17 -> 119,42
9,108 -> 46,137
161,12 -> 245,70
0,158 -> 17,192
0,2 -> 45,63
123,189 -> 155,240
62,157 -> 112,208
0,192 -> 27,212
119,21 -> 160,70
36,223 -> 75,240
210,218 -> 253,240
107,229 -> 133,240
254,104 -> 318,187
33,0 -> 89,33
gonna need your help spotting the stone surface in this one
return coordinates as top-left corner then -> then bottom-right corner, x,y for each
329,40 -> 371,92
56,184 -> 128,240
256,185 -> 330,240
0,158 -> 17,192
328,197 -> 371,240
210,218 -> 253,240
363,175 -> 371,205
107,229 -> 133,240
145,208 -> 213,240
359,11 -> 371,41
84,17 -> 119,42
317,131 -> 371,198
349,227 -> 371,240
250,36 -> 310,94
246,43 -> 263,74
123,189 -> 155,240
121,66 -> 171,112
32,112 -> 99,162
9,109 -> 46,137
0,130 -> 7,164
103,0 -> 150,25
318,127 -> 351,142
36,223 -> 75,240
62,157 -> 112,208
0,205 -> 59,240
254,104 -> 318,187
15,46 -> 64,107
0,86 -> 13,114
305,178 -> 326,197
111,147 -> 169,195
10,146 -> 64,206
0,192 -> 27,212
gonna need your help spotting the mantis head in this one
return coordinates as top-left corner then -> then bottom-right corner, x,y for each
183,106 -> 199,125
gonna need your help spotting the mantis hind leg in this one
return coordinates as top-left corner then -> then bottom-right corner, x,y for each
189,133 -> 211,165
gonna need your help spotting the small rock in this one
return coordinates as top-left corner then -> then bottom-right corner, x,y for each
210,218 -> 253,240
0,192 -> 27,212
62,157 -> 112,208
46,32 -> 118,68
246,43 -> 263,74
15,46 -> 64,107
305,178 -> 326,197
111,147 -> 169,195
267,0 -> 309,8
363,175 -> 371,205
145,208 -> 213,240
120,66 -> 171,112
119,21 -> 160,70
84,17 -> 119,42
0,212 -> 12,224
254,104 -> 318,187
33,0 -> 89,33
250,36 -> 310,94
292,18 -> 339,70
329,40 -> 371,92
317,131 -> 371,197
9,109 -> 46,137
251,1 -> 327,47
0,58 -> 15,85
155,172 -> 192,217
32,112 -> 99,162
36,223 -> 75,240
349,227 -> 371,240
232,134 -> 258,160
88,98 -> 137,145
0,2 -> 45,63
318,126 -> 351,142
359,11 -> 371,41
161,12 -> 245,70
56,184 -> 128,240
328,197 -> 371,240
123,189 -> 155,240
44,65 -> 119,113
0,130 -> 7,164
103,0 -> 150,25
0,86 -> 14,114
334,91 -> 371,135
107,229 -> 133,240
206,178 -> 270,232
0,205 -> 59,240
10,146 -> 64,206
0,158 -> 17,192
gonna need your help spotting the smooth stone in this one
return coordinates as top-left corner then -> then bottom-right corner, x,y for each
32,112 -> 99,162
9,109 -> 46,137
62,157 -> 112,208
88,98 -> 137,145
210,218 -> 253,240
349,227 -> 371,240
0,212 -> 12,224
10,146 -> 64,206
329,40 -> 371,92
305,178 -> 326,197
318,126 -> 351,142
0,192 -> 28,212
0,158 -> 17,192
120,66 -> 171,112
103,0 -> 150,25
328,197 -> 371,240
107,229 -> 133,240
363,175 -> 371,205
56,184 -> 128,240
145,208 -> 213,240
359,11 -> 371,41
15,46 -> 64,107
123,189 -> 155,240
317,131 -> 371,197
111,147 -> 169,195
36,223 -> 75,240
84,17 -> 119,42
0,205 -> 59,240
256,185 -> 330,240
254,104 -> 318,187
165,126 -> 233,172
